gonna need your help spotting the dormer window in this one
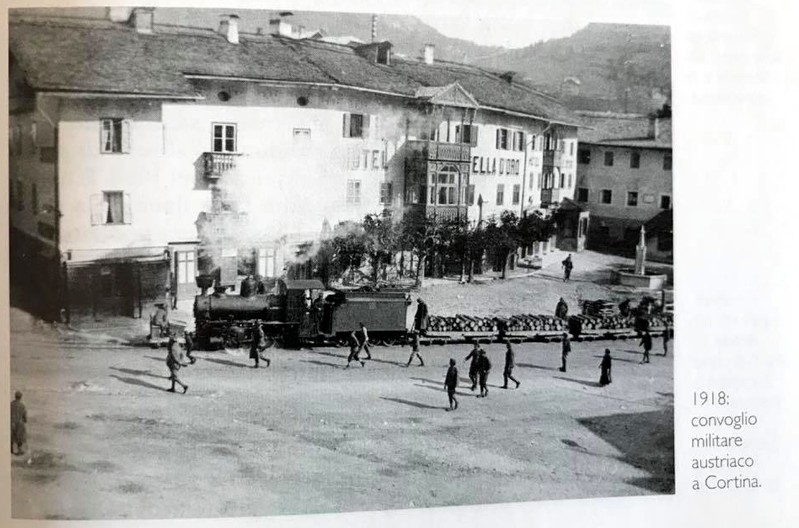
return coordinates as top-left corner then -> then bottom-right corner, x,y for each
377,46 -> 390,65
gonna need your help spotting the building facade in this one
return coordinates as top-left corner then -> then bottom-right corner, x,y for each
9,9 -> 580,319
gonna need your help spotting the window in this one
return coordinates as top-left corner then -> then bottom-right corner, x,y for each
380,182 -> 393,205
530,135 -> 536,151
569,141 -> 574,156
377,46 -> 390,65
433,166 -> 459,205
600,189 -> 613,204
100,118 -> 130,153
212,123 -> 236,153
496,184 -> 505,205
627,191 -> 639,207
513,131 -> 525,152
31,183 -> 38,215
176,251 -> 196,285
660,195 -> 672,209
559,172 -> 565,188
342,113 -> 370,138
512,184 -> 521,205
578,149 -> 591,164
630,151 -> 641,169
577,188 -> 589,202
495,128 -> 509,150
91,191 -> 131,225
456,124 -> 478,146
467,184 -> 475,206
346,180 -> 361,204
604,151 -> 614,166
663,152 -> 673,170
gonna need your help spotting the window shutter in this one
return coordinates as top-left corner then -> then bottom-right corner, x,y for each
362,114 -> 371,139
90,194 -> 103,225
122,120 -> 131,153
123,193 -> 132,224
342,113 -> 351,138
100,120 -> 110,152
471,126 -> 478,146
496,129 -> 501,149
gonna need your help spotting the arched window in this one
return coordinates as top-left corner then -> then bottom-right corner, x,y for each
429,165 -> 460,206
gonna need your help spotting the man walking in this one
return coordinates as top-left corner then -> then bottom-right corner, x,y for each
476,350 -> 492,398
502,341 -> 521,389
560,332 -> 571,372
11,391 -> 27,456
346,329 -> 366,367
640,331 -> 652,364
166,335 -> 189,393
444,358 -> 459,411
407,332 -> 425,367
184,331 -> 197,364
562,254 -> 573,282
464,342 -> 483,391
358,322 -> 372,360
250,321 -> 271,368
407,299 -> 428,367
663,321 -> 670,356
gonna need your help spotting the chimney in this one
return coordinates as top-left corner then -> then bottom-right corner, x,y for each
107,7 -> 132,23
131,7 -> 155,34
371,14 -> 378,42
424,44 -> 435,65
219,14 -> 240,44
269,17 -> 293,37
648,116 -> 660,140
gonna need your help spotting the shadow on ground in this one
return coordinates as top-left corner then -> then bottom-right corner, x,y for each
577,408 -> 675,494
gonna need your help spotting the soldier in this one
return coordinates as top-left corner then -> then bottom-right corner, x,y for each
413,298 -> 429,335
559,332 -> 571,372
562,254 -> 573,282
555,297 -> 569,319
166,336 -> 189,393
599,349 -> 613,386
501,341 -> 521,389
10,391 -> 27,456
184,331 -> 197,364
640,331 -> 652,364
357,322 -> 372,360
407,332 -> 425,367
346,329 -> 366,367
476,350 -> 492,398
464,342 -> 483,391
250,321 -> 271,368
444,359 -> 459,411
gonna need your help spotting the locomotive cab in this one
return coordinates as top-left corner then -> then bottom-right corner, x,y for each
281,279 -> 326,339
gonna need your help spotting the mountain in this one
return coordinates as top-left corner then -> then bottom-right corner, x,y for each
471,23 -> 672,114
14,8 -> 670,114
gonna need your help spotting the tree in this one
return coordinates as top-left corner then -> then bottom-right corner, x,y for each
362,210 -> 398,285
485,212 -> 521,279
329,221 -> 366,284
398,214 -> 438,287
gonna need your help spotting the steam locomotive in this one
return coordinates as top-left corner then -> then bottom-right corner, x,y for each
193,278 -> 412,350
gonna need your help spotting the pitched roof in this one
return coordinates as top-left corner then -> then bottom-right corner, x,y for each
577,111 -> 672,148
644,209 -> 672,235
9,14 -> 580,125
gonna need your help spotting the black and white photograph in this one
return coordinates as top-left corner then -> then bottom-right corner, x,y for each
11,1 -> 780,523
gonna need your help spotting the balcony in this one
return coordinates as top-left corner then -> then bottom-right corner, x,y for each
408,203 -> 468,222
540,188 -> 563,208
406,140 -> 471,162
203,152 -> 241,180
542,149 -> 563,168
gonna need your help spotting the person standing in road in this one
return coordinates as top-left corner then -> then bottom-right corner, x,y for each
464,342 -> 483,391
559,332 -> 571,372
476,350 -> 492,398
358,322 -> 372,360
502,341 -> 521,389
346,329 -> 366,368
444,358 -> 459,411
250,321 -> 271,368
662,321 -> 670,356
562,254 -> 573,282
640,331 -> 652,364
166,335 -> 189,393
599,349 -> 613,386
10,391 -> 27,456
555,297 -> 569,319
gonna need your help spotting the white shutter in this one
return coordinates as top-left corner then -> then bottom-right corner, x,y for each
100,120 -> 110,153
123,193 -> 132,224
122,120 -> 131,153
471,125 -> 479,147
90,194 -> 103,225
362,114 -> 371,138
342,113 -> 351,137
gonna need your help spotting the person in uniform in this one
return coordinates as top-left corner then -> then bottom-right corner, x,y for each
250,321 -> 271,368
464,342 -> 483,391
555,297 -> 569,319
562,254 -> 573,282
184,331 -> 196,364
10,391 -> 27,456
151,303 -> 169,337
346,329 -> 366,367
444,359 -> 459,411
502,341 -> 521,389
357,322 -> 372,360
663,321 -> 670,356
476,350 -> 492,398
560,332 -> 571,372
599,349 -> 613,386
407,299 -> 429,367
166,335 -> 189,393
640,331 -> 652,364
